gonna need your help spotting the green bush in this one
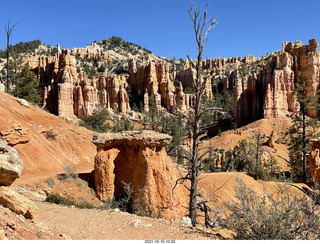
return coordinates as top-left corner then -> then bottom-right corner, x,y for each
13,63 -> 41,105
112,118 -> 134,132
46,194 -> 76,207
80,109 -> 110,132
46,194 -> 95,209
77,201 -> 95,209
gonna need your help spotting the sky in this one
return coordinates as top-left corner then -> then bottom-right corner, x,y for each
1,0 -> 320,59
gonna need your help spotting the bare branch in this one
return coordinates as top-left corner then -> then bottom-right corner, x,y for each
206,178 -> 232,200
175,109 -> 194,127
198,106 -> 224,119
198,145 -> 214,151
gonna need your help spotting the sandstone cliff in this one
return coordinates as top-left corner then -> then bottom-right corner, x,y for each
29,49 -> 131,119
25,38 -> 320,127
204,39 -> 320,126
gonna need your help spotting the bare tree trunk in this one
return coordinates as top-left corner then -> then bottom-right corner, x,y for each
6,36 -> 9,93
187,1 -> 217,227
4,21 -> 18,93
302,106 -> 307,183
172,1 -> 217,228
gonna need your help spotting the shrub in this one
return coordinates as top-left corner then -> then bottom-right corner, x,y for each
112,118 -> 134,132
44,129 -> 57,140
45,177 -> 55,187
77,201 -> 95,209
223,178 -> 320,240
79,109 -> 110,132
97,64 -> 106,73
46,194 -> 95,209
46,194 -> 76,207
57,164 -> 78,182
103,182 -> 133,212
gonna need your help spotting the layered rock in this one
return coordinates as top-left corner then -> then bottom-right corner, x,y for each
92,130 -> 187,219
30,49 -> 131,119
208,39 -> 320,126
128,60 -> 176,112
0,187 -> 38,219
1,124 -> 30,147
0,139 -> 23,186
175,67 -> 213,99
28,39 -> 320,125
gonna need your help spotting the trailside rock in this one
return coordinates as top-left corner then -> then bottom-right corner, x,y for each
0,186 -> 38,219
0,139 -> 23,186
92,130 -> 187,219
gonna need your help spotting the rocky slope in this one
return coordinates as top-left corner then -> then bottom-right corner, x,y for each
0,91 -> 96,179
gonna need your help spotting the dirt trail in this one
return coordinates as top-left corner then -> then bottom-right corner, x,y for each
35,202 -> 218,240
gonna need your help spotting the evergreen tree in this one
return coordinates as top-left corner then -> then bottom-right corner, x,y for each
145,97 -> 161,131
13,63 -> 41,105
286,72 -> 320,183
80,109 -> 110,132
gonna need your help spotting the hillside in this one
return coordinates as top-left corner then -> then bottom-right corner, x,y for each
0,91 -> 96,181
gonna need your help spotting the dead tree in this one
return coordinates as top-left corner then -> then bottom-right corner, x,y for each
173,1 -> 218,227
4,21 -> 18,93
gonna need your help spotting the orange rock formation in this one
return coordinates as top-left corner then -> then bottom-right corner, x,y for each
92,130 -> 187,219
309,138 -> 320,183
29,49 -> 131,119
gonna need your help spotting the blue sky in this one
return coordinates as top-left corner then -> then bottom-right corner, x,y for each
1,0 -> 320,59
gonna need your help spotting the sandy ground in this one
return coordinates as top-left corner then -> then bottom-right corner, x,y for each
34,201 -> 220,240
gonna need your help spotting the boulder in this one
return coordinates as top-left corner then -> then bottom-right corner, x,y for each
0,139 -> 23,186
0,186 -> 38,219
92,130 -> 187,219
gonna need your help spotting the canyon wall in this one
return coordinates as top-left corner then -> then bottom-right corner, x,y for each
28,39 -> 320,125
29,49 -> 131,119
204,39 -> 320,126
29,50 -> 214,120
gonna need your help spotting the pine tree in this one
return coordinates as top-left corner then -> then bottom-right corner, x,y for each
286,71 -> 320,183
13,63 -> 41,105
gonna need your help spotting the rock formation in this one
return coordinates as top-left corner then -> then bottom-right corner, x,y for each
0,187 -> 38,219
0,138 -> 38,220
266,131 -> 276,149
92,130 -> 187,219
94,148 -> 120,201
205,39 -> 320,126
27,39 -> 320,125
0,139 -> 23,186
1,124 -> 30,147
309,138 -> 320,183
29,49 -> 131,119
